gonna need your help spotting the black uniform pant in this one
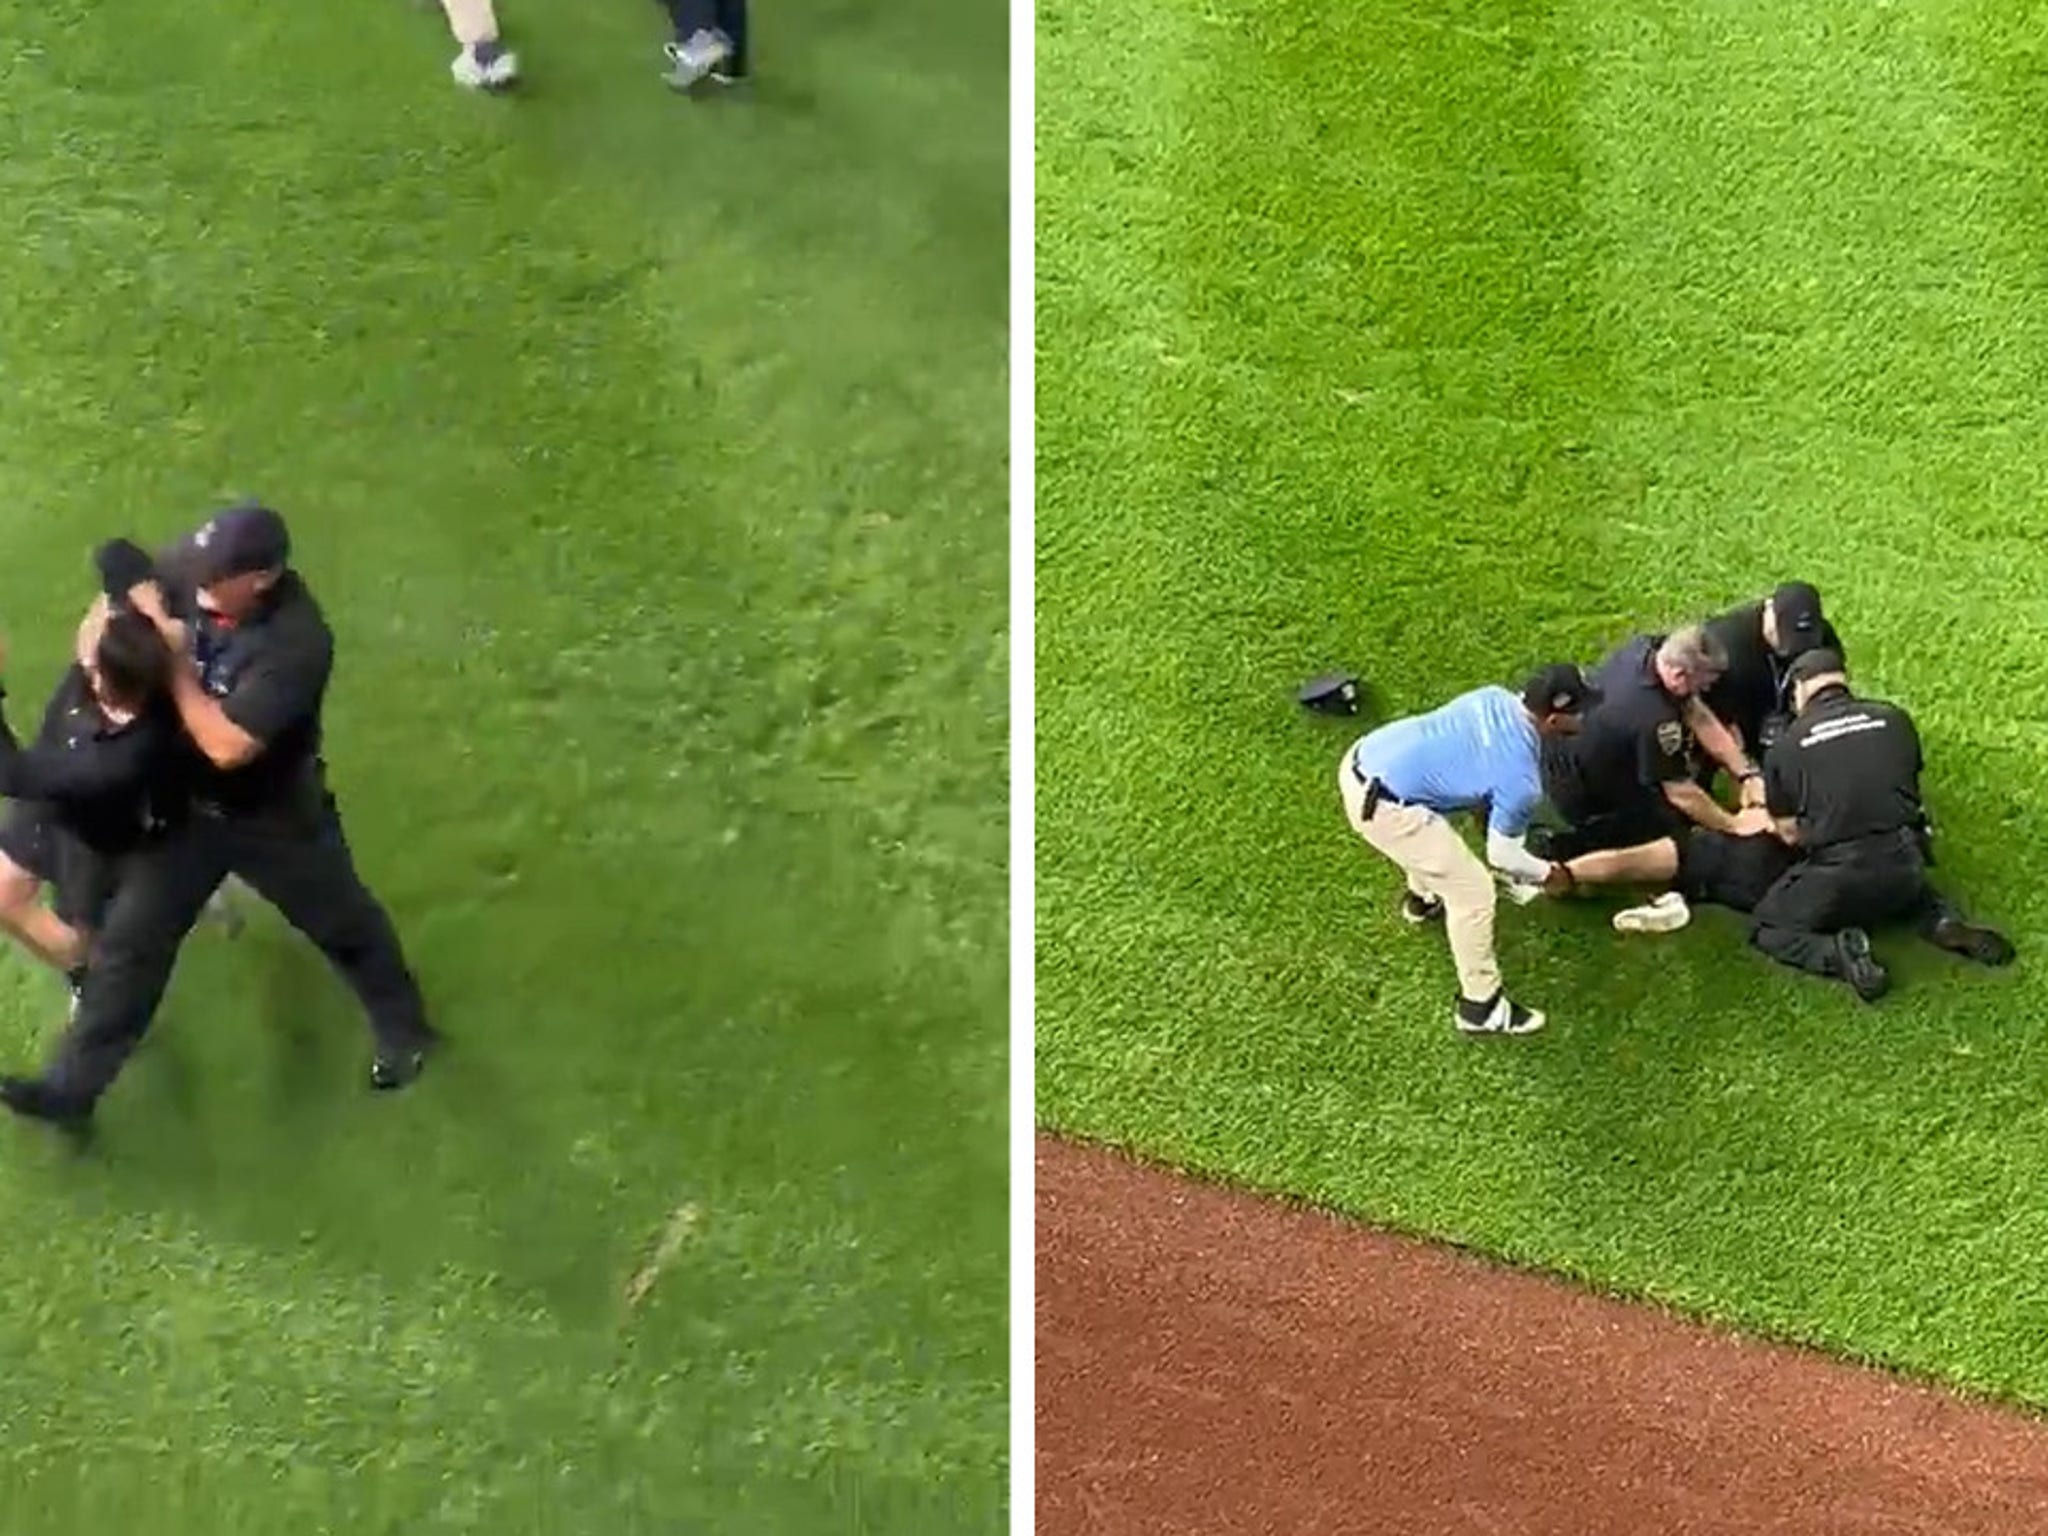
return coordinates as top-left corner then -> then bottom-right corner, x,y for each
1675,828 -> 1797,913
662,0 -> 748,72
1747,831 -> 1938,977
43,793 -> 430,1106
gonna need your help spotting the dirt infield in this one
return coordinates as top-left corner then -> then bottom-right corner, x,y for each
1037,1135 -> 2048,1535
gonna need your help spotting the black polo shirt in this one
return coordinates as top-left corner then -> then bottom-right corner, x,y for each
169,571 -> 335,812
0,665 -> 173,854
1546,634 -> 1691,814
1762,685 -> 1923,849
1701,600 -> 1846,745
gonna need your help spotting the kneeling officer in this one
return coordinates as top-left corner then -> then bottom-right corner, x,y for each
1749,648 -> 2013,1000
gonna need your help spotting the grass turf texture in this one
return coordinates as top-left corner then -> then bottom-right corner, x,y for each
1037,0 -> 2048,1404
0,1 -> 1005,1529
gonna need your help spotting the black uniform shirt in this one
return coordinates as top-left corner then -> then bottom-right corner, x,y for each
1762,685 -> 1923,848
168,571 -> 335,811
1701,600 -> 1846,745
1555,635 -> 1692,809
0,665 -> 172,853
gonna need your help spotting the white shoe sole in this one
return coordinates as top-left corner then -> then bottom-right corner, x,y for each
1613,894 -> 1691,934
1454,1004 -> 1546,1036
452,49 -> 520,90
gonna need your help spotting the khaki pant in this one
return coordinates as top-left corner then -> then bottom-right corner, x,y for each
440,0 -> 502,46
1339,757 -> 1503,1003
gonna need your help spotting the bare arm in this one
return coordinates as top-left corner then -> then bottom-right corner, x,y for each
163,644 -> 263,769
1662,778 -> 1743,835
75,594 -> 109,669
1683,697 -> 1755,779
125,582 -> 264,770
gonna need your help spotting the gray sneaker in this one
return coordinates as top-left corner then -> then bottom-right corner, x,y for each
662,29 -> 733,90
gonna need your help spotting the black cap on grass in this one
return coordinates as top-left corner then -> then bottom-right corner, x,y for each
1298,672 -> 1362,715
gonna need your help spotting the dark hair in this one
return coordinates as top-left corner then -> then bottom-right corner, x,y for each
94,611 -> 173,708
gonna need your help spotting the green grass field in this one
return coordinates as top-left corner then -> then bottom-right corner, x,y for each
1038,0 -> 2048,1404
0,2 -> 1006,1530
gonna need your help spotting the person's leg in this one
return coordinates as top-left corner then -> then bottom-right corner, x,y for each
1697,833 -> 1797,914
1747,860 -> 1885,996
713,0 -> 749,75
1560,837 -> 1681,890
1907,882 -> 2015,966
26,822 -> 225,1116
661,0 -> 737,84
0,855 -> 80,972
440,0 -> 501,46
440,0 -> 518,88
1360,807 -> 1504,1005
225,802 -> 435,1080
1554,833 -> 1689,933
44,828 -> 129,1016
1338,760 -> 1433,908
0,808 -> 86,973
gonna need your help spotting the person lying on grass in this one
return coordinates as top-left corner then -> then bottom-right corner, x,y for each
1520,652 -> 2014,1002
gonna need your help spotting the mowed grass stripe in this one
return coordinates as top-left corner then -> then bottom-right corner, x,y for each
1038,0 -> 2048,1404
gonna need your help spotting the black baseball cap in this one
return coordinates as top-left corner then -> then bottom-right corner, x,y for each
1770,581 -> 1825,656
184,503 -> 291,583
1522,662 -> 1602,717
1785,646 -> 1846,688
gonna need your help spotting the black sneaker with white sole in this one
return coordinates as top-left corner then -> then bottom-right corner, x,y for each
1835,928 -> 1890,1002
1453,991 -> 1545,1036
1402,893 -> 1445,925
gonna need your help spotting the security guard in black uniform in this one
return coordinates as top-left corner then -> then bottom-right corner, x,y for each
1697,581 -> 1844,781
1,505 -> 439,1125
1750,648 -> 2013,1001
1536,625 -> 1763,861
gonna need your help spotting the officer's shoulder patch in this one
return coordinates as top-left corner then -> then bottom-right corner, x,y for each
1655,719 -> 1684,755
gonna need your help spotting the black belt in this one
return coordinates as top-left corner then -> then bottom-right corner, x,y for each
1808,826 -> 1920,859
1349,758 -> 1413,819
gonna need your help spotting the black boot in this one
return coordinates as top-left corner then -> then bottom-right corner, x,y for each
1835,928 -> 1890,1003
1926,911 -> 2015,967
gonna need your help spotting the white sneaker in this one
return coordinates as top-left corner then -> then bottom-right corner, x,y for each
1613,891 -> 1691,935
663,29 -> 733,90
1501,876 -> 1544,906
452,43 -> 519,90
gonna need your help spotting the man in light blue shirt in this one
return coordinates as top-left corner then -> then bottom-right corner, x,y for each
1339,663 -> 1598,1036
